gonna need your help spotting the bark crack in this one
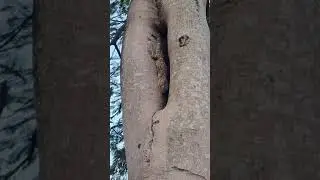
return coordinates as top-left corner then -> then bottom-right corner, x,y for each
149,111 -> 160,144
144,111 -> 158,164
150,111 -> 157,142
171,166 -> 207,180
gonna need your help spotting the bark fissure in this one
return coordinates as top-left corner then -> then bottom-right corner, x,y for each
148,112 -> 157,153
147,33 -> 170,97
171,166 -> 207,180
146,111 -> 161,159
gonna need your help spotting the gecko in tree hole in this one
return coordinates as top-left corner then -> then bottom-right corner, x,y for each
147,34 -> 170,96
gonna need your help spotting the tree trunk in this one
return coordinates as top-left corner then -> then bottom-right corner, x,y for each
33,1 -> 108,179
121,0 -> 210,179
212,0 -> 320,179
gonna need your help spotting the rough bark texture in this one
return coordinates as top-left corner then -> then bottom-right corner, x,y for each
33,1 -> 108,180
122,0 -> 209,179
161,0 -> 210,179
121,0 -> 165,179
212,0 -> 320,179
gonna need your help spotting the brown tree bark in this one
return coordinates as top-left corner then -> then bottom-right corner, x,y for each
212,0 -> 320,179
121,0 -> 209,179
33,0 -> 108,179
